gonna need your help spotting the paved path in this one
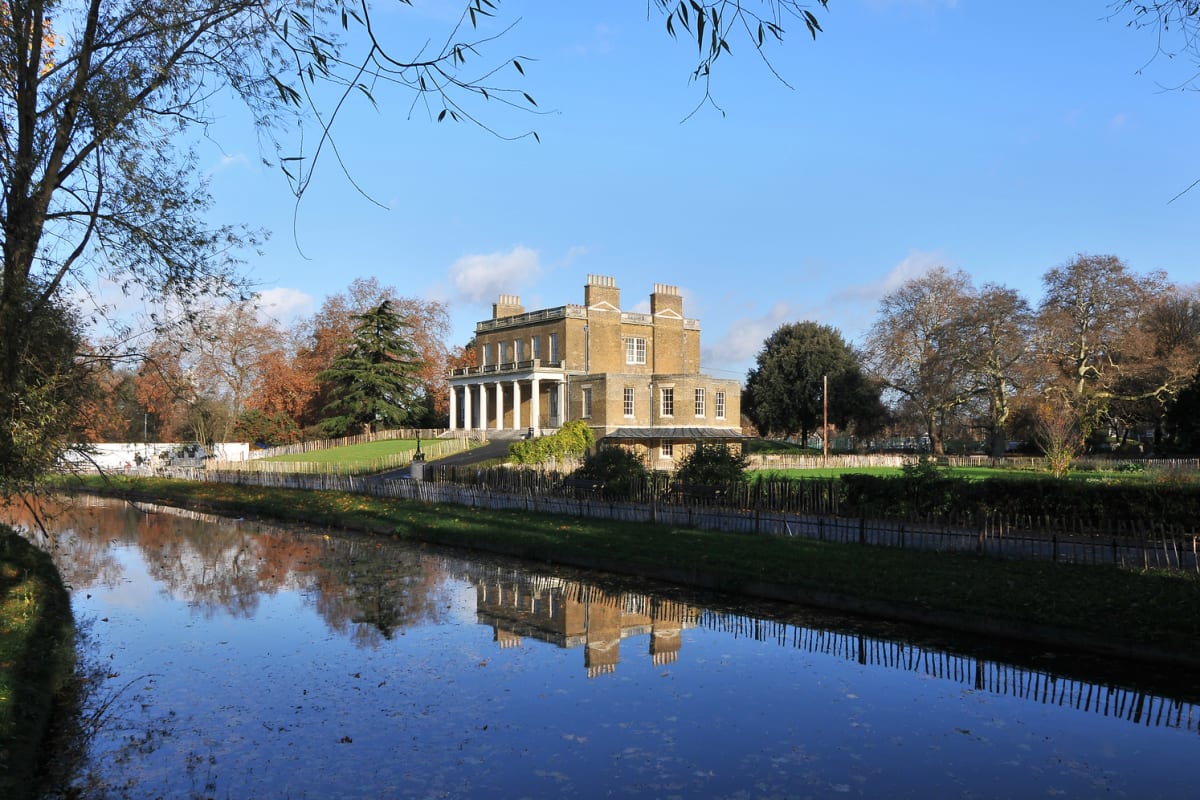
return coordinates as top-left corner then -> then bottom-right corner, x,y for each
371,438 -> 514,482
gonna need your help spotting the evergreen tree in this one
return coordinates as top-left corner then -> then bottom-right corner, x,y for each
317,302 -> 421,436
745,322 -> 885,445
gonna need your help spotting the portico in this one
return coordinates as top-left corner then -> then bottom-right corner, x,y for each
448,361 -> 568,436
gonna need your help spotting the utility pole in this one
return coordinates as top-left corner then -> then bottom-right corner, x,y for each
822,374 -> 829,467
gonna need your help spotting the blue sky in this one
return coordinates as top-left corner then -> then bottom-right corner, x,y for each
197,1 -> 1199,383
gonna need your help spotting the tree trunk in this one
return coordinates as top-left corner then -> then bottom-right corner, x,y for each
990,432 -> 1006,459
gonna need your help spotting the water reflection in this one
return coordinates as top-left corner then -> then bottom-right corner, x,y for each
7,497 -> 1199,799
465,562 -> 1200,733
15,496 -> 1200,720
474,574 -> 698,677
20,496 -> 454,642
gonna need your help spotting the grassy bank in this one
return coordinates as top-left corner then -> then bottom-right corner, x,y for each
0,525 -> 75,800
261,438 -> 418,464
65,474 -> 1200,667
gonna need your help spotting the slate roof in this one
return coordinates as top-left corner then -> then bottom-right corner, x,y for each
601,427 -> 744,440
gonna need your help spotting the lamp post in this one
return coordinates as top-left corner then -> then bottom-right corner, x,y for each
648,380 -> 655,469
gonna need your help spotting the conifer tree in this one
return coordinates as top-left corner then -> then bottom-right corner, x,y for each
317,302 -> 421,436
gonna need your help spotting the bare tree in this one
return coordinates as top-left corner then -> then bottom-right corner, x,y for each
1112,283 -> 1200,447
1035,400 -> 1083,479
959,284 -> 1035,458
189,300 -> 287,438
864,267 -> 977,455
1034,253 -> 1177,441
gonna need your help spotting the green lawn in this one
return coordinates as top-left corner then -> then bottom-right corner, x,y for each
262,439 -> 419,466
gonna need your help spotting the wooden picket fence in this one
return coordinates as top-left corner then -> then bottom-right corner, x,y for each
745,453 -> 1200,472
173,467 -> 1200,572
245,428 -> 474,459
204,436 -> 474,475
747,453 -> 914,470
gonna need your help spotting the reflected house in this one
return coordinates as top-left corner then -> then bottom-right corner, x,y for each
447,275 -> 743,470
474,576 -> 697,678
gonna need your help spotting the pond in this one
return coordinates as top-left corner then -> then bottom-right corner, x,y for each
10,497 -> 1199,799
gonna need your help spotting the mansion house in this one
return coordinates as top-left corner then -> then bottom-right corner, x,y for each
447,275 -> 742,469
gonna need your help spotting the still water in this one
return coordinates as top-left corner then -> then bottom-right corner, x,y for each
11,498 -> 1199,799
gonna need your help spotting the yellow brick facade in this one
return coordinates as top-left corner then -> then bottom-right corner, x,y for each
447,275 -> 741,469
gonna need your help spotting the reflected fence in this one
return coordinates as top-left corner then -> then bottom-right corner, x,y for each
714,612 -> 1200,734
453,559 -> 1200,734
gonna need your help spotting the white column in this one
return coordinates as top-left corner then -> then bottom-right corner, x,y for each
494,381 -> 504,430
463,383 -> 473,431
512,379 -> 521,430
530,376 -> 541,434
478,383 -> 489,433
449,385 -> 458,431
557,380 -> 566,426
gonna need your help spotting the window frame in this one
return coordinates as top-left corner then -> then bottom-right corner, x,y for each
625,337 -> 647,365
694,387 -> 706,417
623,387 -> 635,417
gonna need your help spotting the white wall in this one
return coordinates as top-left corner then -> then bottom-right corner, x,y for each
63,442 -> 251,471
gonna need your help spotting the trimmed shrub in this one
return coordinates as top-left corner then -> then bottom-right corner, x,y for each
571,445 -> 649,499
674,443 -> 749,487
508,420 -> 595,466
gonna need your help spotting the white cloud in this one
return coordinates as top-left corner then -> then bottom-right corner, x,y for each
832,250 -> 945,305
65,275 -> 134,318
255,286 -> 315,325
864,0 -> 958,9
818,250 -> 950,344
703,301 -> 798,376
209,152 -> 252,175
449,245 -> 541,304
561,245 -> 589,268
571,23 -> 616,57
